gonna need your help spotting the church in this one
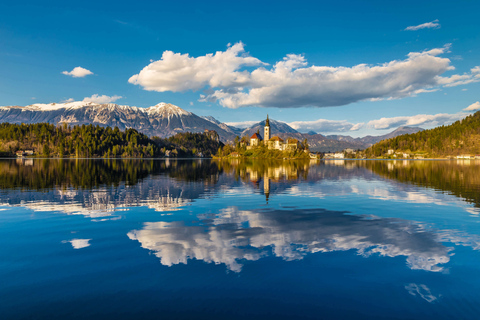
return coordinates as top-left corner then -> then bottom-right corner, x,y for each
248,116 -> 299,151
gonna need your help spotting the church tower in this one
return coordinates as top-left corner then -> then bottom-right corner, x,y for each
264,115 -> 270,143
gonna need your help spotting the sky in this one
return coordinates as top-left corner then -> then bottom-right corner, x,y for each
0,0 -> 479,137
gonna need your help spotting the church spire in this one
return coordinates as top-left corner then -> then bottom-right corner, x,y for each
264,114 -> 271,142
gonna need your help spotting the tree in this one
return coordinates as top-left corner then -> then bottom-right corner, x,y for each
42,144 -> 50,157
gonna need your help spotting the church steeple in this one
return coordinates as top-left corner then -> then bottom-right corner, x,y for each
264,115 -> 270,142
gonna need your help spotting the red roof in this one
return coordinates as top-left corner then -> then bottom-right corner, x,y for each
251,133 -> 262,140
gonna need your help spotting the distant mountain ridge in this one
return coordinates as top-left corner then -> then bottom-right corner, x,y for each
327,126 -> 424,148
0,102 -> 238,141
0,101 -> 424,152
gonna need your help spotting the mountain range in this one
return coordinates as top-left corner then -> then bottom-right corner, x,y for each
0,101 -> 423,152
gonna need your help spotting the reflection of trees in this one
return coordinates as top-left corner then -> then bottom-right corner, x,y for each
128,207 -> 479,272
0,159 -> 156,190
0,159 -> 222,190
362,160 -> 480,207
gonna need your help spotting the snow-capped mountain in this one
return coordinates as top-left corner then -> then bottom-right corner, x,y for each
0,102 -> 237,141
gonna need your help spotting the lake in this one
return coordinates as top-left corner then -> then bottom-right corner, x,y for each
1,158 -> 480,319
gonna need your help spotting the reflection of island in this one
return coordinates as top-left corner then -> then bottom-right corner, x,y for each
217,159 -> 315,202
128,207 -> 480,272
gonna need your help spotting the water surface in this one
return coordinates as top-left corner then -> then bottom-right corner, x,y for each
1,159 -> 480,319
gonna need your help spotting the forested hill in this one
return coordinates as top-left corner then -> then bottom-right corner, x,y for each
365,111 -> 480,157
0,123 -> 223,158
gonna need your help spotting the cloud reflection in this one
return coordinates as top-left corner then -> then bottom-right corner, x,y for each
127,207 -> 474,272
405,283 -> 438,303
63,239 -> 91,249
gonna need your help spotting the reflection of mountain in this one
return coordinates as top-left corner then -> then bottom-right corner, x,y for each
128,207 -> 479,272
362,160 -> 480,208
0,177 -> 200,217
0,159 -> 226,217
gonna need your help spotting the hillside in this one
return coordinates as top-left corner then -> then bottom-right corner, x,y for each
365,111 -> 480,157
0,123 -> 223,158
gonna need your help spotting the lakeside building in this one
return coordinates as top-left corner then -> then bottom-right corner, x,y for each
250,133 -> 262,147
15,150 -> 34,157
324,152 -> 345,159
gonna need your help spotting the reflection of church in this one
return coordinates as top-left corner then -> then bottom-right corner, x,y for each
243,161 -> 310,203
248,116 -> 299,151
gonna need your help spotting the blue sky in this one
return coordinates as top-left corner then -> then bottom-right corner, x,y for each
1,0 -> 479,137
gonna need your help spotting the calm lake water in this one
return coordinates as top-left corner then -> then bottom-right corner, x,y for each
1,158 -> 480,319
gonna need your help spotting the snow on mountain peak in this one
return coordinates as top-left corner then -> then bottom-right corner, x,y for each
145,103 -> 191,117
13,101 -> 99,111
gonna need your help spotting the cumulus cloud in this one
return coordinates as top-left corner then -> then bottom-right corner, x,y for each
206,46 -> 454,108
405,19 -> 441,31
366,112 -> 467,130
464,101 -> 480,111
62,66 -> 94,78
61,98 -> 75,103
130,43 -> 464,109
82,94 -> 123,104
288,119 -> 364,132
128,42 -> 265,92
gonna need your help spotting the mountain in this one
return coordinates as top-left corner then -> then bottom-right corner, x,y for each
326,126 -> 424,149
201,116 -> 243,136
359,126 -> 424,146
0,102 -> 238,141
0,101 -> 425,152
240,119 -> 299,137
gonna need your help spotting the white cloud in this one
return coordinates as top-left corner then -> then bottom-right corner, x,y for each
367,112 -> 467,130
128,42 -> 265,92
405,19 -> 440,31
464,101 -> 480,111
62,66 -> 93,78
288,119 -> 364,132
130,43 -> 463,109
61,98 -> 75,103
82,94 -> 123,104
